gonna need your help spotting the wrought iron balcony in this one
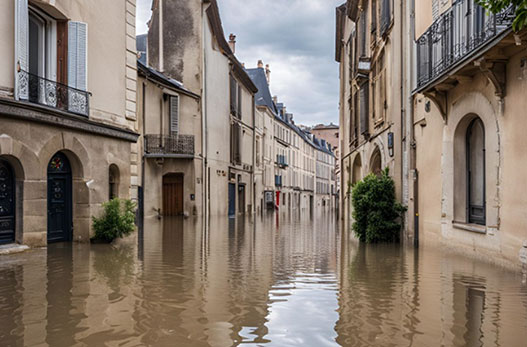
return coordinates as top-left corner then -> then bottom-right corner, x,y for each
144,134 -> 195,158
18,70 -> 90,117
415,0 -> 515,92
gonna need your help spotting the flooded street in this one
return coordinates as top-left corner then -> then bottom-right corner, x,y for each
0,214 -> 526,346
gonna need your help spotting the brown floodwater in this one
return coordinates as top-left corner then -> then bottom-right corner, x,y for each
0,213 -> 526,346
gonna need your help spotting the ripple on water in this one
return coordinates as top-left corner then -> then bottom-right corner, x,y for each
0,215 -> 525,346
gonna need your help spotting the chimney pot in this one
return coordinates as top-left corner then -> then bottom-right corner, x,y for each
257,60 -> 264,68
265,64 -> 271,86
228,33 -> 236,53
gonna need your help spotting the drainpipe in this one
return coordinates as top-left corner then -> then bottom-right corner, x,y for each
201,3 -> 209,224
406,0 -> 418,247
252,95 -> 256,215
140,82 -> 146,236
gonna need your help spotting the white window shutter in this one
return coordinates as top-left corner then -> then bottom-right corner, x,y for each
68,21 -> 87,91
15,0 -> 29,99
169,95 -> 179,134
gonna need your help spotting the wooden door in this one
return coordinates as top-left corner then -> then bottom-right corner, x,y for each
163,174 -> 184,216
47,153 -> 72,243
0,160 -> 15,244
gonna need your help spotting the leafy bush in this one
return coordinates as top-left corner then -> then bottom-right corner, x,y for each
92,198 -> 136,242
351,168 -> 406,243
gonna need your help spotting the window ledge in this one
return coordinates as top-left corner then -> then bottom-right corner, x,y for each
453,222 -> 487,234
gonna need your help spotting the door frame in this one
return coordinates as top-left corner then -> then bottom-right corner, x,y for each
0,159 -> 16,245
47,152 -> 73,243
162,173 -> 184,216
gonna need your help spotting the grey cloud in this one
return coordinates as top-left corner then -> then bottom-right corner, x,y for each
136,0 -> 341,125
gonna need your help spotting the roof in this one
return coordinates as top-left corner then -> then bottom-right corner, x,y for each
313,123 -> 339,130
205,0 -> 258,94
246,68 -> 278,115
137,60 -> 200,99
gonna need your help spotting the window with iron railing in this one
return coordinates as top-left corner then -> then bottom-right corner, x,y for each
415,0 -> 515,91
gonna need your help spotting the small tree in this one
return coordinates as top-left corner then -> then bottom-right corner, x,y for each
351,168 -> 406,243
477,0 -> 527,31
92,198 -> 136,242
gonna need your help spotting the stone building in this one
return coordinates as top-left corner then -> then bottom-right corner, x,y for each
144,0 -> 257,218
311,123 -> 340,208
412,0 -> 527,267
137,60 -> 203,218
336,0 -> 405,230
337,0 -> 527,268
0,0 -> 139,246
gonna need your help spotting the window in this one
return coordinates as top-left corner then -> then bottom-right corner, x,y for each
359,7 -> 367,58
359,82 -> 369,135
380,0 -> 392,36
230,74 -> 241,118
466,118 -> 485,225
373,52 -> 386,124
230,122 -> 241,165
371,0 -> 377,35
109,164 -> 120,200
15,0 -> 88,114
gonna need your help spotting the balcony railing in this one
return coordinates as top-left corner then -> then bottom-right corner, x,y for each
416,0 -> 515,91
18,70 -> 90,117
144,134 -> 195,157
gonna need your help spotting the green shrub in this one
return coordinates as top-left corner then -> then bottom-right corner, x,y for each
351,168 -> 406,243
92,198 -> 137,242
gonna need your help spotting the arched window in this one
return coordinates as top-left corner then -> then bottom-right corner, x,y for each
109,164 -> 120,200
370,147 -> 382,177
466,118 -> 485,225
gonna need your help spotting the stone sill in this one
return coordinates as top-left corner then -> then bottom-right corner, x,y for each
0,244 -> 29,255
453,222 -> 487,234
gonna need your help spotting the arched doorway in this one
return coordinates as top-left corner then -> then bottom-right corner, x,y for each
47,152 -> 73,243
370,147 -> 382,176
466,118 -> 485,225
163,173 -> 184,216
109,164 -> 120,200
0,160 -> 16,244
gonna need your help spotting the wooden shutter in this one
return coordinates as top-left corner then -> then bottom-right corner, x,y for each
380,68 -> 386,121
15,0 -> 29,99
169,95 -> 179,134
68,21 -> 87,91
57,21 -> 68,85
359,83 -> 369,135
230,75 -> 236,115
237,84 -> 242,118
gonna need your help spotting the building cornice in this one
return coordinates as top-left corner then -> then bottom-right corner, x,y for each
0,98 -> 139,143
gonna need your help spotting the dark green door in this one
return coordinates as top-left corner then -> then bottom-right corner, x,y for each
0,160 -> 15,244
47,153 -> 72,243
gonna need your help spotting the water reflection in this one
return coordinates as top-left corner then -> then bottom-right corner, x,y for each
0,215 -> 525,346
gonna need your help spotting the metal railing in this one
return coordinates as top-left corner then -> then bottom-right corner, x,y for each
17,70 -> 90,117
416,0 -> 515,90
144,134 -> 195,156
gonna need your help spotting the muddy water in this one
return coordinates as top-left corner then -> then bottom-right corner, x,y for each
0,214 -> 526,346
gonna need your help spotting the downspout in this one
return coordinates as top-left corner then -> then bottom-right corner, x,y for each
252,95 -> 256,215
409,0 -> 418,247
201,3 -> 209,223
140,81 -> 146,235
400,0 -> 407,235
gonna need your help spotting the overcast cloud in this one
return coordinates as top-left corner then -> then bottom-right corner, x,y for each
136,0 -> 341,126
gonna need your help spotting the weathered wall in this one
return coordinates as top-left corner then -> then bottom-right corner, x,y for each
148,0 -> 202,93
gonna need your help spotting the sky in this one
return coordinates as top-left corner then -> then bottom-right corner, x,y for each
136,0 -> 342,126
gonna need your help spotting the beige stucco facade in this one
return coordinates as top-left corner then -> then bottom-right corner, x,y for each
0,0 -> 138,247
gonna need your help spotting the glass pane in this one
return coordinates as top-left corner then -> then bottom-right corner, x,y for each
469,119 -> 485,206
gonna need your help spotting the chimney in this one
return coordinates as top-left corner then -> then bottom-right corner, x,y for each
265,64 -> 271,85
228,34 -> 236,53
257,60 -> 264,68
272,96 -> 278,104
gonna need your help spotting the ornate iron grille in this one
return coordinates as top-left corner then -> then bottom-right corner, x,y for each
144,134 -> 195,156
17,70 -> 90,117
416,0 -> 515,90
